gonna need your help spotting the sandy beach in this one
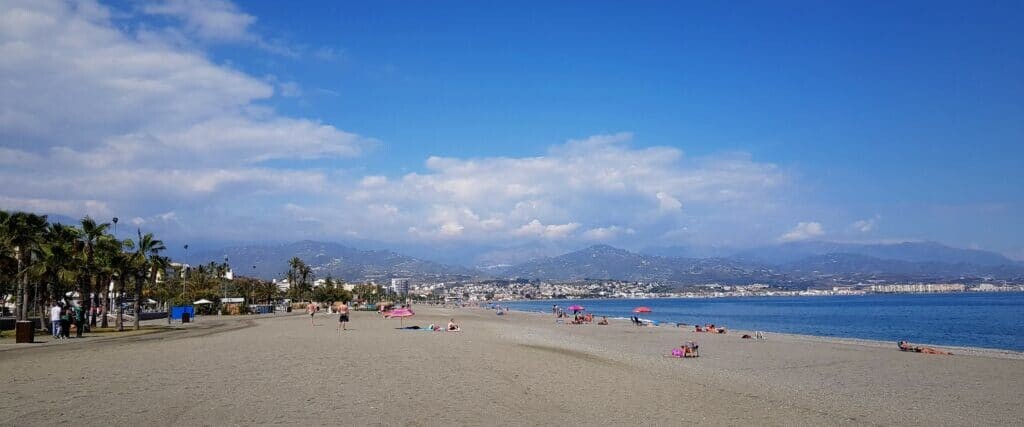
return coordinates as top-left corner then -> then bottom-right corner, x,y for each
1,306 -> 1021,426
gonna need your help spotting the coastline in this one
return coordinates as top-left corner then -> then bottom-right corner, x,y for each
500,292 -> 1024,354
500,306 -> 1024,360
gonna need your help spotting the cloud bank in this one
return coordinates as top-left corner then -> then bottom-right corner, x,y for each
1,0 -> 799,250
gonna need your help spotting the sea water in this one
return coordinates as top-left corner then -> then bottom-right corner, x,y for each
503,292 -> 1024,352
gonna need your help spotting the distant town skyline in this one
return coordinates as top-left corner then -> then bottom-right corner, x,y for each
1,1 -> 1021,259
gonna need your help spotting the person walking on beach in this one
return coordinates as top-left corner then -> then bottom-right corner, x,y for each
337,301 -> 350,333
307,302 -> 317,326
50,302 -> 62,339
73,304 -> 85,338
339,299 -> 352,331
60,305 -> 71,338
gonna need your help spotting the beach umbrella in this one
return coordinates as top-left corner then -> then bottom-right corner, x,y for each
567,304 -> 584,313
633,306 -> 652,313
387,308 -> 415,327
193,299 -> 213,304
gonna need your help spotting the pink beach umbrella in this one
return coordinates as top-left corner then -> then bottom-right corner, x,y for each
633,306 -> 652,313
567,304 -> 584,313
387,308 -> 415,327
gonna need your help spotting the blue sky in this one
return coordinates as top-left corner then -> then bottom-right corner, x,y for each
1,0 -> 1022,261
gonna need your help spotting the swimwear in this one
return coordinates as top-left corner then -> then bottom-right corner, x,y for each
339,314 -> 349,322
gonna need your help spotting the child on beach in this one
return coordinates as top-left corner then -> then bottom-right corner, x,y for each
307,302 -> 317,326
447,318 -> 461,332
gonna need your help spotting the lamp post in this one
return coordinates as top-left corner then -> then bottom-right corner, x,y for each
182,244 -> 188,299
222,256 -> 229,300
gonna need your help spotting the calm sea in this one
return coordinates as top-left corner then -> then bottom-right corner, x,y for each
502,292 -> 1024,352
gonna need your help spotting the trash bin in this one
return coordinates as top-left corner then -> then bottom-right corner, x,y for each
15,320 -> 34,343
182,312 -> 190,323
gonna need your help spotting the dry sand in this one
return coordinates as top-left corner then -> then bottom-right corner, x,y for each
1,306 -> 1021,426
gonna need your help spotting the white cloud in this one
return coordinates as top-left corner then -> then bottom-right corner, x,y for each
779,222 -> 825,242
514,220 -> 581,240
142,0 -> 257,44
0,0 -> 367,233
656,192 -> 682,212
582,226 -> 635,241
851,216 -> 879,233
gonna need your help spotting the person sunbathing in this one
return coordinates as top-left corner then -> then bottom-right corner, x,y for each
597,316 -> 609,325
694,325 -> 705,332
917,346 -> 952,355
898,341 -> 952,355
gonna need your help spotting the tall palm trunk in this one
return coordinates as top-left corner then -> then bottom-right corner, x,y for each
132,272 -> 144,330
100,274 -> 110,328
16,250 -> 27,321
115,276 -> 124,332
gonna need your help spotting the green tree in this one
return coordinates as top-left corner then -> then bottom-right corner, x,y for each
93,235 -> 123,328
132,230 -> 165,330
1,212 -> 49,320
79,216 -> 110,326
38,223 -> 83,327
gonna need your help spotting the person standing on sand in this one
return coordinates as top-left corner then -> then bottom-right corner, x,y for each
307,302 -> 317,326
73,303 -> 85,338
50,302 -> 62,339
337,301 -> 350,333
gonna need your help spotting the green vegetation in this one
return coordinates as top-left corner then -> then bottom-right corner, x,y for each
0,209 -> 288,335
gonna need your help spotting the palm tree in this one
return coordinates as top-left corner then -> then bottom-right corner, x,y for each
132,230 -> 165,330
112,238 -> 136,332
287,257 -> 307,301
94,235 -> 122,328
38,223 -> 82,328
79,217 -> 110,326
299,264 -> 312,300
1,212 -> 49,320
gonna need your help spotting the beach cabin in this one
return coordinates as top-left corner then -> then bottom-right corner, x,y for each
221,297 -> 246,315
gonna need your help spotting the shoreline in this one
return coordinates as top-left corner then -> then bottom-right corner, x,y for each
499,306 -> 1024,360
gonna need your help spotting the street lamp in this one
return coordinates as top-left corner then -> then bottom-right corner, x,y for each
182,244 -> 188,298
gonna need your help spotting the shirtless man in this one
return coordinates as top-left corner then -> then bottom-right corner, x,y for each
307,302 -> 317,326
337,301 -> 350,333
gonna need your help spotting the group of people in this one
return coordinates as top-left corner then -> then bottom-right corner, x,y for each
423,318 -> 461,332
50,301 -> 85,340
670,341 -> 700,358
305,301 -> 350,333
694,324 -> 727,334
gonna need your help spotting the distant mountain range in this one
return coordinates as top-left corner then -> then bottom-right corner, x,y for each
187,241 -> 475,281
186,239 -> 1023,285
501,242 -> 1024,285
731,241 -> 1016,266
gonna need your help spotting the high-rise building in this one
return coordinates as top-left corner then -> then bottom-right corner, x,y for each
390,278 -> 410,295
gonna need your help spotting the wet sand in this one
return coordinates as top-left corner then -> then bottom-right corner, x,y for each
1,307 -> 1021,426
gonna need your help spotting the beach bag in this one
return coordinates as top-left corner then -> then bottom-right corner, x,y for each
671,348 -> 684,358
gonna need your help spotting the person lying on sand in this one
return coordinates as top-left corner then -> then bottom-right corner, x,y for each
899,341 -> 952,355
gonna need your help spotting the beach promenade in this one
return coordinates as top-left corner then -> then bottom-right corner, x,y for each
1,307 -> 1021,426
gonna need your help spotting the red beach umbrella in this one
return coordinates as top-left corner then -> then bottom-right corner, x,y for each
633,306 -> 652,313
386,308 -> 415,327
